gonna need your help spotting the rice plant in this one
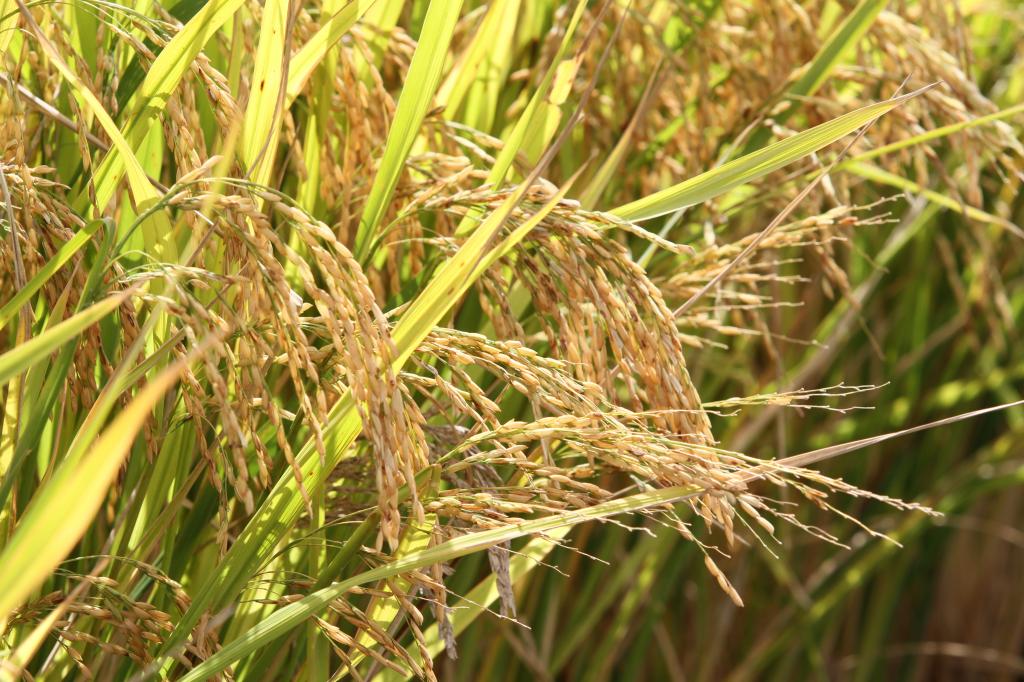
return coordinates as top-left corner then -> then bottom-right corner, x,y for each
1,0 -> 1022,679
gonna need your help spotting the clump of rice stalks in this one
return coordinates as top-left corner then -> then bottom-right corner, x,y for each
1,1 -> 1022,680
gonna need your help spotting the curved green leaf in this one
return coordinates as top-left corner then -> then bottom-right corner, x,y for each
179,485 -> 701,682
0,293 -> 127,388
285,0 -> 374,107
90,0 -> 246,209
610,87 -> 931,222
353,0 -> 465,259
0,355 -> 185,621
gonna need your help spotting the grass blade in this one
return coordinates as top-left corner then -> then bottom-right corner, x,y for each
89,0 -> 246,209
742,0 -> 888,153
0,221 -> 102,331
610,86 -> 932,222
848,102 -> 1024,162
285,0 -> 374,107
791,0 -> 888,99
438,0 -> 521,130
379,528 -> 571,681
0,292 -> 127,387
0,355 -> 187,622
240,0 -> 290,186
843,160 -> 1024,238
353,0 -> 464,259
179,485 -> 702,681
0,0 -> 15,54
17,2 -> 159,210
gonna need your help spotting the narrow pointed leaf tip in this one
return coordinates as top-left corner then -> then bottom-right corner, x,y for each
611,85 -> 937,223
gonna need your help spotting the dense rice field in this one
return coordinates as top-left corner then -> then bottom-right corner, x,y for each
1,0 -> 1022,679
